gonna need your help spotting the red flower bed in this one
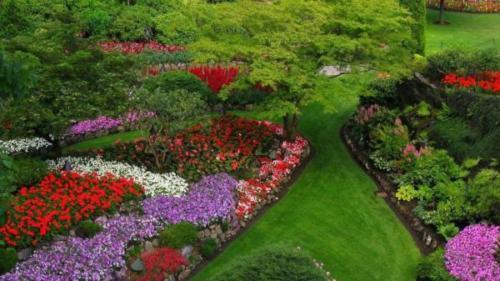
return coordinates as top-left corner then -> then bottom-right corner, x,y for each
99,41 -> 185,54
188,65 -> 239,93
442,71 -> 500,94
138,248 -> 188,281
0,172 -> 143,247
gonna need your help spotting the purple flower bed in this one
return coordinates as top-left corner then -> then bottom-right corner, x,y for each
0,215 -> 161,281
445,224 -> 500,281
143,173 -> 238,226
68,111 -> 155,136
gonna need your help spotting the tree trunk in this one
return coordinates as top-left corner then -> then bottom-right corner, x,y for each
438,0 -> 446,24
282,114 -> 299,140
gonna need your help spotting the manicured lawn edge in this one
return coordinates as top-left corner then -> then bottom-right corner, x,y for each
186,137 -> 315,280
341,123 -> 444,255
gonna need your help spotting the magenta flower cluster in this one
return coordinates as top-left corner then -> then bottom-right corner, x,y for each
445,224 -> 500,281
143,173 -> 238,226
0,215 -> 161,281
69,111 -> 155,136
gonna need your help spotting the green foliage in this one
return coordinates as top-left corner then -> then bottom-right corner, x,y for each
144,71 -> 213,105
200,238 -> 218,258
75,220 -> 103,238
398,0 -> 426,54
0,247 -> 17,274
368,120 -> 409,171
0,49 -> 40,102
395,185 -> 418,202
155,12 -> 200,45
108,5 -> 155,41
207,245 -> 329,281
0,154 -> 48,199
467,169 -> 500,224
416,248 -> 456,281
426,48 -> 500,79
158,222 -> 198,249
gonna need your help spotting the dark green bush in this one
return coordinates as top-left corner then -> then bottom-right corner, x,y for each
76,220 -> 103,238
208,245 -> 329,281
426,48 -> 500,79
144,71 -> 215,105
416,248 -> 456,281
158,222 -> 198,249
11,158 -> 49,187
0,247 -> 17,274
200,238 -> 218,258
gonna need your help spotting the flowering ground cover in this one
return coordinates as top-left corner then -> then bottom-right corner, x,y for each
99,41 -> 185,54
68,111 -> 155,137
0,137 -> 52,155
442,71 -> 500,94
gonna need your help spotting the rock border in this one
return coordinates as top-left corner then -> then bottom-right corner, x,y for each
341,123 -> 444,255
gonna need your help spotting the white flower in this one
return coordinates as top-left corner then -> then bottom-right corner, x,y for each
0,137 -> 52,154
46,157 -> 189,197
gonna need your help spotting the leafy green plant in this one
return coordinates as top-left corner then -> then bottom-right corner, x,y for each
200,238 -> 218,258
0,247 -> 17,274
395,185 -> 418,202
416,248 -> 456,281
75,220 -> 103,238
158,222 -> 198,249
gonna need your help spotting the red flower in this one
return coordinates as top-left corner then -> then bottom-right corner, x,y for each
188,65 -> 239,93
138,248 -> 188,281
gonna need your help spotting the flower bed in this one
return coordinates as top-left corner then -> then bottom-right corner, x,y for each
0,172 -> 143,247
188,65 -> 239,93
445,224 -> 500,281
99,41 -> 185,54
427,0 -> 500,13
47,157 -> 188,197
0,138 -> 52,155
442,71 -> 500,94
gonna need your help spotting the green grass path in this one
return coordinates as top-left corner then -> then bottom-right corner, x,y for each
191,78 -> 420,281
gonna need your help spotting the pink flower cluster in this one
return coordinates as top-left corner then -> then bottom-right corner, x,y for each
355,104 -> 381,125
402,143 -> 431,159
445,224 -> 500,281
99,41 -> 185,54
235,126 -> 308,219
69,111 -> 155,136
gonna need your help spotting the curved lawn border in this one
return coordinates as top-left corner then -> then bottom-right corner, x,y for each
341,123 -> 444,255
186,138 -> 315,280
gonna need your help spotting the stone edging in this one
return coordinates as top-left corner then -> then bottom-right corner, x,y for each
185,138 -> 314,280
341,123 -> 444,255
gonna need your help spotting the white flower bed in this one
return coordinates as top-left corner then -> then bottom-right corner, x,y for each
0,138 -> 52,154
46,157 -> 189,197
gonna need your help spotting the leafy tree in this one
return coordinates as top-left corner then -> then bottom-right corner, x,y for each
188,0 -> 414,138
399,0 -> 426,54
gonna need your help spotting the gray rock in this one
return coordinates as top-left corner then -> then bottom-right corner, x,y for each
181,245 -> 193,258
178,269 -> 191,280
130,259 -> 145,272
17,248 -> 33,261
144,241 -> 154,252
318,65 -> 352,77
152,239 -> 159,247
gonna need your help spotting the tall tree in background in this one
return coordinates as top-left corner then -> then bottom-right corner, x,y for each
399,0 -> 427,54
438,0 -> 448,24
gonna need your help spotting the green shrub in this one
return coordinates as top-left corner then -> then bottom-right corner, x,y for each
208,245 -> 329,281
416,248 -> 456,281
467,169 -> 500,224
158,222 -> 198,249
200,238 -> 218,258
398,0 -> 426,54
75,220 -> 103,238
426,48 -> 500,79
144,71 -> 214,105
108,5 -> 156,41
11,158 -> 48,187
0,247 -> 17,274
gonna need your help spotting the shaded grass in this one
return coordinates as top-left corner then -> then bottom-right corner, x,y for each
63,130 -> 147,153
426,9 -> 500,53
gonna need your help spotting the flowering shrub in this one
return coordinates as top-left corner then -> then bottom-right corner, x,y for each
355,104 -> 381,125
0,215 -> 160,281
47,157 -> 188,197
402,143 -> 431,159
0,172 -> 143,247
0,138 -> 52,155
139,248 -> 188,281
106,115 -> 276,181
188,65 -> 239,93
445,224 -> 500,281
143,173 -> 238,226
442,71 -> 500,94
236,136 -> 309,219
99,41 -> 185,54
68,111 -> 155,136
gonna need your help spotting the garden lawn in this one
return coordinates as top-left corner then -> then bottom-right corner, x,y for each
426,9 -> 500,53
63,130 -> 148,153
192,76 -> 421,281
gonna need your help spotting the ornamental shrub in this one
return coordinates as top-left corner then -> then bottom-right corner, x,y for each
398,0 -> 426,54
207,245 -> 329,281
75,220 -> 103,238
158,222 -> 198,249
416,248 -> 456,281
0,247 -> 17,274
200,238 -> 218,258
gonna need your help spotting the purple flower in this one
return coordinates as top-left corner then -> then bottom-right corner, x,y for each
445,224 -> 500,281
143,173 -> 238,226
68,111 -> 155,136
